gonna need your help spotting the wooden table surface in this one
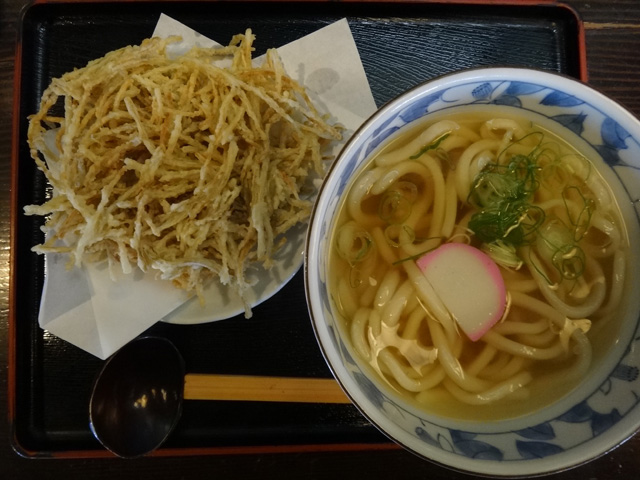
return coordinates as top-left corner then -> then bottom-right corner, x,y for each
2,1 -> 640,478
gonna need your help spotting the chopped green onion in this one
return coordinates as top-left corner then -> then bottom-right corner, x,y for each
481,240 -> 523,270
552,244 -> 586,281
468,201 -> 544,245
390,180 -> 418,204
336,221 -> 374,265
409,133 -> 451,160
537,218 -> 587,282
562,185 -> 594,242
392,247 -> 438,266
384,224 -> 415,247
391,237 -> 444,265
378,190 -> 412,224
468,150 -> 544,246
469,171 -> 522,208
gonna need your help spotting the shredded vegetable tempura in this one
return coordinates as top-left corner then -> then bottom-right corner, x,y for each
25,32 -> 341,316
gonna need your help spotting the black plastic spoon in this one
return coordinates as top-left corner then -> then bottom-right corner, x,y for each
89,336 -> 350,458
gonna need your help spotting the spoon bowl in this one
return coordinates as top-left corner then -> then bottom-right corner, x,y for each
89,336 -> 185,458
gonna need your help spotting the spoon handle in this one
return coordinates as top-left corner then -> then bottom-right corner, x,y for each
183,373 -> 351,404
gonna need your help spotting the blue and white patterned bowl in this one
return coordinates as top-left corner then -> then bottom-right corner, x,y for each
304,68 -> 640,477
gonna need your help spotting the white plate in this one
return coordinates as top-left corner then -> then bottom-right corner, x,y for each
162,221 -> 307,324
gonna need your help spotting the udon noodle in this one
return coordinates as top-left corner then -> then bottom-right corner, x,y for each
329,109 -> 629,419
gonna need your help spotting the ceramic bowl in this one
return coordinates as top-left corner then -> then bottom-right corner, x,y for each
305,67 -> 640,477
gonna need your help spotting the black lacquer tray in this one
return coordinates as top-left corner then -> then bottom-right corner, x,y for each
10,0 -> 585,457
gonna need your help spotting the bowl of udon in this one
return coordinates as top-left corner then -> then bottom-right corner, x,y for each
305,67 -> 640,477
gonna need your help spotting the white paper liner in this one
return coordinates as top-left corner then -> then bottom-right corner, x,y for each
37,14 -> 377,359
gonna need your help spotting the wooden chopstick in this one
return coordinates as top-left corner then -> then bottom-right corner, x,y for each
183,374 -> 352,404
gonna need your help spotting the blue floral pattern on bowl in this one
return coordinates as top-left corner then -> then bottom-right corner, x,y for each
306,68 -> 640,477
